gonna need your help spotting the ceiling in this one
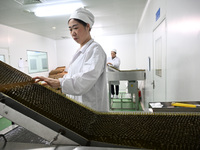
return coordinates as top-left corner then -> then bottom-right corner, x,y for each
0,0 -> 147,40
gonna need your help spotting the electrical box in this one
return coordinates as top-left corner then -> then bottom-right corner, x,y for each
128,81 -> 137,94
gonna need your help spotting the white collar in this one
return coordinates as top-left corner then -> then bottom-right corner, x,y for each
79,39 -> 94,54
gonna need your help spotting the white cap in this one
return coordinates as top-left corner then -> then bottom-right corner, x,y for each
111,49 -> 117,53
68,7 -> 94,28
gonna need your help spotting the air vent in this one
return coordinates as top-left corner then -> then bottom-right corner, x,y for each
61,36 -> 69,39
14,0 -> 45,5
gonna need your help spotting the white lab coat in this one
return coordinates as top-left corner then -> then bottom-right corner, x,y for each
107,56 -> 121,85
59,39 -> 108,112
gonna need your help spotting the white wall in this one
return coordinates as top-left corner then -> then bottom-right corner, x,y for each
0,24 -> 57,77
56,34 -> 136,69
56,38 -> 79,67
56,34 -> 136,91
136,0 -> 200,108
95,34 -> 136,70
166,0 -> 200,100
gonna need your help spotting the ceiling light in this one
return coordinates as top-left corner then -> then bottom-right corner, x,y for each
52,26 -> 56,30
34,2 -> 83,17
14,0 -> 45,5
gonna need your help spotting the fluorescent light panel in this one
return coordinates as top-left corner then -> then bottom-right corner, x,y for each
15,0 -> 44,5
34,2 -> 83,17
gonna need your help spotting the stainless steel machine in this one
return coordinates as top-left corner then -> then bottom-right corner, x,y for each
107,65 -> 145,110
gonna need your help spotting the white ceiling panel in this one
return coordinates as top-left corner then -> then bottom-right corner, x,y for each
0,0 -> 147,40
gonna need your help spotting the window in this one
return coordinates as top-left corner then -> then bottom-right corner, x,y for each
0,54 -> 5,62
155,37 -> 162,77
27,50 -> 48,74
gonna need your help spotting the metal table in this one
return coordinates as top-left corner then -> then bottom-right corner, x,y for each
107,66 -> 145,110
149,101 -> 200,112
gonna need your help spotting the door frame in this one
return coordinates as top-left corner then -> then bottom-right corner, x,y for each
152,18 -> 167,102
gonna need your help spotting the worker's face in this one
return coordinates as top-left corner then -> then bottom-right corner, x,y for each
111,51 -> 116,59
68,19 -> 90,47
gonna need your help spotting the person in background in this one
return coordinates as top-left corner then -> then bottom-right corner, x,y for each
33,8 -> 108,112
107,49 -> 121,98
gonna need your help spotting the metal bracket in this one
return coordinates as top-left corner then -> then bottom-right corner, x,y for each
152,80 -> 155,89
48,131 -> 62,145
0,134 -> 7,142
0,134 -> 7,150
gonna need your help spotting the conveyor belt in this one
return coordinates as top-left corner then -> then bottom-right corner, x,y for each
1,61 -> 200,149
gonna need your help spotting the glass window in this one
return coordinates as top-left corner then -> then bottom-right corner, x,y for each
0,55 -> 5,62
27,50 -> 49,74
155,37 -> 162,77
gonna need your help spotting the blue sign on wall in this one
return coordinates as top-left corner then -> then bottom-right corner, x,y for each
156,8 -> 160,21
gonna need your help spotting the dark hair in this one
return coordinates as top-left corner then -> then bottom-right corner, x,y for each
69,18 -> 91,31
74,19 -> 87,27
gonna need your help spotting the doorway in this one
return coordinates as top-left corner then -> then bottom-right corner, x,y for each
153,19 -> 167,102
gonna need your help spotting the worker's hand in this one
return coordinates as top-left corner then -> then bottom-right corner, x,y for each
33,76 -> 60,89
107,63 -> 112,65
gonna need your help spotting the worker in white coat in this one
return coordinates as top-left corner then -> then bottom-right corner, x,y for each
33,8 -> 108,112
107,49 -> 121,98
